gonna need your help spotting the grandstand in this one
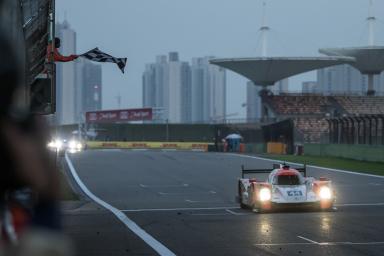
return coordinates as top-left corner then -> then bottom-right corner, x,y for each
264,95 -> 332,116
334,96 -> 384,115
261,93 -> 384,144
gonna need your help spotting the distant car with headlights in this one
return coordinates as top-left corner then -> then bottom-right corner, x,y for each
237,163 -> 335,212
47,138 -> 85,155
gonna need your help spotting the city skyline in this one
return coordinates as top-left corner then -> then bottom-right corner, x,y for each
143,53 -> 226,123
317,64 -> 384,95
56,0 -> 384,119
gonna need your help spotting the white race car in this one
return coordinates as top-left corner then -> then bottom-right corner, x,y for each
237,163 -> 335,212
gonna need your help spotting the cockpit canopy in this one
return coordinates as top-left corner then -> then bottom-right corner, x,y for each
275,174 -> 302,185
271,169 -> 304,185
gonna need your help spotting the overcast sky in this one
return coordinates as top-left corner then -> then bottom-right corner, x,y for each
56,0 -> 384,118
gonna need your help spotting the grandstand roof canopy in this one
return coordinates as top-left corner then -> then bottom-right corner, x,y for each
209,57 -> 355,86
319,47 -> 384,74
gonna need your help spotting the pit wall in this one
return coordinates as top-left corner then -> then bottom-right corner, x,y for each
304,144 -> 384,163
86,141 -> 213,151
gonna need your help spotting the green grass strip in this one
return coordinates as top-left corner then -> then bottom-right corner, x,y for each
259,154 -> 384,176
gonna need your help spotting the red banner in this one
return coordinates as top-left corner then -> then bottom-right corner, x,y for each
86,108 -> 152,123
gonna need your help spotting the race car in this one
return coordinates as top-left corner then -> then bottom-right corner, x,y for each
237,163 -> 335,212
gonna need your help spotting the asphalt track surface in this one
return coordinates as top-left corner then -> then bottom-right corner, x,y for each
66,150 -> 384,256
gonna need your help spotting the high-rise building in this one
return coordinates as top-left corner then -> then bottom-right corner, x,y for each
246,79 -> 288,121
246,82 -> 260,122
143,53 -> 226,123
302,81 -> 318,93
317,65 -> 384,95
191,57 -> 226,123
76,59 -> 102,114
55,20 -> 77,125
143,52 -> 190,123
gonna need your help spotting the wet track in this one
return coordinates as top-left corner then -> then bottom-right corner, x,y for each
66,150 -> 384,256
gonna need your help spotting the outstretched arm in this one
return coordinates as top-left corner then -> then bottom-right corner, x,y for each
47,45 -> 78,62
54,48 -> 78,62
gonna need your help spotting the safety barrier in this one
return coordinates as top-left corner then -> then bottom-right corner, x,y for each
86,141 -> 213,151
267,142 -> 287,154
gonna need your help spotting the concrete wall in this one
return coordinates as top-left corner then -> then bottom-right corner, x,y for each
304,144 -> 384,163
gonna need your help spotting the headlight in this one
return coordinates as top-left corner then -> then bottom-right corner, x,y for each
68,140 -> 77,150
319,186 -> 332,200
76,143 -> 83,150
259,188 -> 271,201
55,140 -> 63,149
48,139 -> 63,150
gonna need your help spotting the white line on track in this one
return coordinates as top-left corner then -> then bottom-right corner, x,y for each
297,236 -> 319,244
230,154 -> 384,179
65,153 -> 176,256
225,209 -> 251,216
119,202 -> 384,213
120,206 -> 239,212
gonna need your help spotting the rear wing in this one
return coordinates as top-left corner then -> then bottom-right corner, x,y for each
241,163 -> 307,178
241,165 -> 273,178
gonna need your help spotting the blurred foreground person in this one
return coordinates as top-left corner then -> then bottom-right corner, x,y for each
0,35 -> 73,255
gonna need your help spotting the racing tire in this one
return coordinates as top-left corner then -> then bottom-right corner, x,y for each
240,202 -> 247,209
252,205 -> 270,214
238,182 -> 248,209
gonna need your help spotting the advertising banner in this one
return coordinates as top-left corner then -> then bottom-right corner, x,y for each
86,108 -> 152,123
86,141 -> 212,151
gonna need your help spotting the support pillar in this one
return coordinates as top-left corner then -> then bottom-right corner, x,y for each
367,74 -> 375,96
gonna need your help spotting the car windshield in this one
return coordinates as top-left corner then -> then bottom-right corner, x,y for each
276,175 -> 302,185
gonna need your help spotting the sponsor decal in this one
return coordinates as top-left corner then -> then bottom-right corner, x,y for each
162,143 -> 179,148
132,143 -> 148,148
101,143 -> 118,147
87,141 -> 213,151
191,144 -> 207,149
86,108 -> 153,123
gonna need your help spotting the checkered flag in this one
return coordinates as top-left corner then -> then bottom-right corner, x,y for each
80,48 -> 127,73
